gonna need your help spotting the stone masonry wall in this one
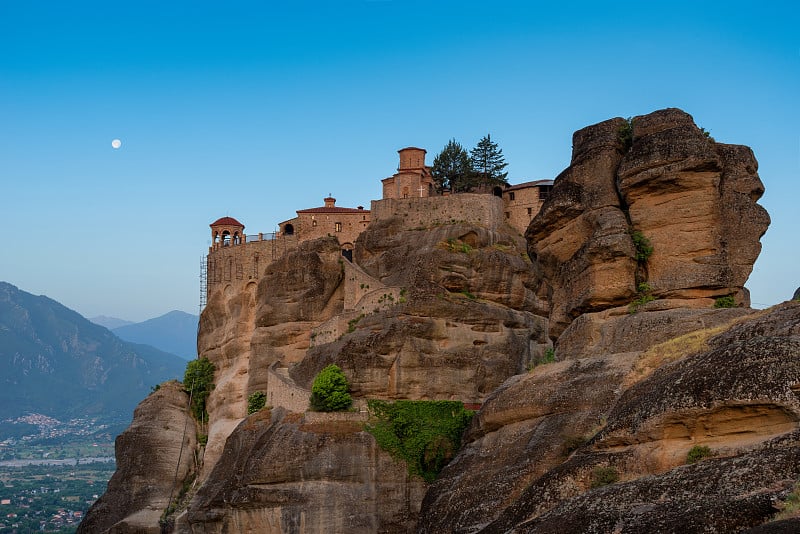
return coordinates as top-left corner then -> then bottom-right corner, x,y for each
207,235 -> 298,295
266,363 -> 310,413
370,194 -> 503,231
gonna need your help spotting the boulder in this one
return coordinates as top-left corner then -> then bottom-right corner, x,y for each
78,381 -> 198,534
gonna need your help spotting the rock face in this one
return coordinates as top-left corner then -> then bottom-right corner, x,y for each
78,381 -> 198,534
527,108 -> 769,339
178,408 -> 426,533
85,108 -> 783,534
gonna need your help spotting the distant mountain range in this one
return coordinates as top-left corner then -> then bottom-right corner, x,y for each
89,315 -> 135,330
0,282 -> 186,422
109,310 -> 199,360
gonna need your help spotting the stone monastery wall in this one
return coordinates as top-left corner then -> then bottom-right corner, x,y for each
370,194 -> 503,231
207,235 -> 298,290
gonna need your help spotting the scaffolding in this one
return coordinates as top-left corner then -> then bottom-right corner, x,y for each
199,255 -> 207,313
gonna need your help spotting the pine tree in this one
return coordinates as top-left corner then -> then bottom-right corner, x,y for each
470,134 -> 508,188
431,139 -> 474,193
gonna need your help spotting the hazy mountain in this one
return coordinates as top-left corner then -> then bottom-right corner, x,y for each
112,310 -> 199,360
90,315 -> 135,330
0,282 -> 186,421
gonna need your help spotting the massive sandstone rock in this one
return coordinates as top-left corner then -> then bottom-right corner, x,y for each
420,302 -> 800,533
177,408 -> 426,533
527,108 -> 769,339
78,381 -> 198,534
84,108 -> 781,534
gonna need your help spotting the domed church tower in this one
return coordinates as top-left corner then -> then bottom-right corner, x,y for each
210,216 -> 245,250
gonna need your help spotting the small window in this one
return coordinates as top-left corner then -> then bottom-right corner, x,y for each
539,185 -> 553,200
509,192 -> 515,201
312,220 -> 317,227
335,222 -> 342,232
527,207 -> 532,215
505,212 -> 510,219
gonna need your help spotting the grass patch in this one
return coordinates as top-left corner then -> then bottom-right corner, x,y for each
621,310 -> 768,389
713,295 -> 736,308
775,482 -> 800,520
590,466 -> 619,488
686,445 -> 713,464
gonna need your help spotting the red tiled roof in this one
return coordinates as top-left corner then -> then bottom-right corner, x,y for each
210,216 -> 244,227
296,207 -> 369,214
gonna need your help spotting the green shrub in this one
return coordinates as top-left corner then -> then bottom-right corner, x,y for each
184,357 -> 216,422
365,399 -> 474,482
460,290 -> 477,300
629,282 -> 656,313
310,364 -> 352,412
532,347 -> 556,368
776,482 -> 800,520
713,295 -> 736,308
686,445 -> 713,464
590,466 -> 619,488
347,314 -> 365,333
247,391 -> 267,414
197,433 -> 208,446
617,117 -> 634,151
630,231 -> 654,262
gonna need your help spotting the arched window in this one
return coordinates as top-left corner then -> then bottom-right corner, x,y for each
284,224 -> 294,236
493,186 -> 503,197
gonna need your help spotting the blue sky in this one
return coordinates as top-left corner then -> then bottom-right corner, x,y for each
1,1 -> 797,321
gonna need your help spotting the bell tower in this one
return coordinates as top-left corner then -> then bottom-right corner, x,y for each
210,216 -> 245,251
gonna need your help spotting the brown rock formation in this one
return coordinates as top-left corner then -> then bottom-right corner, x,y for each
527,108 -> 769,339
178,408 -> 426,533
420,302 -> 800,533
78,381 -> 198,534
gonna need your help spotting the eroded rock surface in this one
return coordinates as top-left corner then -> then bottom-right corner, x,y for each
527,108 -> 769,339
420,302 -> 800,533
78,381 -> 197,534
178,408 -> 426,533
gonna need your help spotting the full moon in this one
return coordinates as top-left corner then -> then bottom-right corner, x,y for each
111,139 -> 122,149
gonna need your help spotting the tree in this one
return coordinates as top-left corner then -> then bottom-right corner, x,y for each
470,134 -> 508,188
184,357 -> 215,422
310,364 -> 352,412
431,139 -> 474,193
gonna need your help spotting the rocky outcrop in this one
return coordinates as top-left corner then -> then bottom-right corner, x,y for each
527,108 -> 769,339
78,381 -> 198,534
178,408 -> 426,533
420,302 -> 800,533
85,108 -> 781,534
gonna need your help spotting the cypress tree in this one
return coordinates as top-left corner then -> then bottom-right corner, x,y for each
470,134 -> 508,188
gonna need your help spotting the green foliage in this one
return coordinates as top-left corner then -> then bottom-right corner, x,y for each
431,139 -> 475,193
184,357 -> 216,422
460,290 -> 477,300
590,466 -> 619,488
714,295 -> 736,308
775,482 -> 800,520
150,383 -> 161,393
618,117 -> 634,151
247,391 -> 267,414
347,313 -> 365,333
470,133 -> 509,188
442,237 -> 473,253
310,364 -> 352,412
365,399 -> 474,482
630,230 -> 654,262
686,444 -> 713,464
530,347 -> 556,370
629,282 -> 656,314
197,433 -> 208,446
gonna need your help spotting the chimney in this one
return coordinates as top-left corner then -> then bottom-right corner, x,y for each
324,196 -> 336,208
